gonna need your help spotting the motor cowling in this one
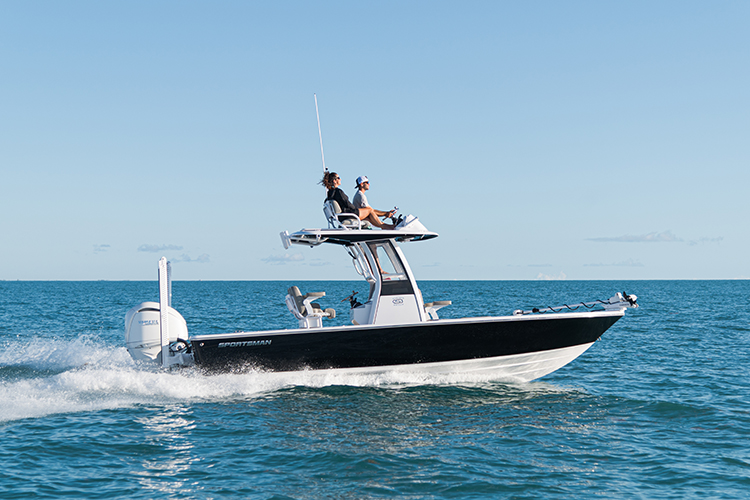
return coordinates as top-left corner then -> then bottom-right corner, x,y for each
124,301 -> 189,363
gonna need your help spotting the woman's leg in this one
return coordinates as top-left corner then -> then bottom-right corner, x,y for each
358,208 -> 395,230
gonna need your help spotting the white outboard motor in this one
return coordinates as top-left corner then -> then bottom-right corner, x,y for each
124,301 -> 189,363
124,257 -> 194,368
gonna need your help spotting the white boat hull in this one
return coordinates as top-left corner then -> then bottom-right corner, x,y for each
300,342 -> 596,383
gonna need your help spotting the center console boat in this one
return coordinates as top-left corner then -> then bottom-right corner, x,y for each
124,206 -> 637,382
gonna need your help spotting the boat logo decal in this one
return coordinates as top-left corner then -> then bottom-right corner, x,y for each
218,340 -> 272,348
392,297 -> 404,306
138,319 -> 158,326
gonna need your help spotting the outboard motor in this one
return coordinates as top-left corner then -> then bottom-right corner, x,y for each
124,257 -> 194,368
124,301 -> 189,363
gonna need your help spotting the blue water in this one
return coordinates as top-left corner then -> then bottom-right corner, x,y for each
1,280 -> 749,498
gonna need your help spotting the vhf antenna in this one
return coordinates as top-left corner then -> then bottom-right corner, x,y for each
314,93 -> 327,173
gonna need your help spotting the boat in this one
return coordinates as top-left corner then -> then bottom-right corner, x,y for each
124,209 -> 638,382
124,95 -> 636,381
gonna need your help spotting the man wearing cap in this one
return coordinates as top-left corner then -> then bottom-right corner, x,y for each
353,175 -> 396,220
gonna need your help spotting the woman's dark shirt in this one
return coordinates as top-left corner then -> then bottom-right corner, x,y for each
326,188 -> 358,214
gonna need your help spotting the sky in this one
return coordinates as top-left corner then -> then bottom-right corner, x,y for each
1,1 -> 748,281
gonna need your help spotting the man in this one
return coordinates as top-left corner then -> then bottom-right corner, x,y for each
352,175 -> 397,221
352,176 -> 370,208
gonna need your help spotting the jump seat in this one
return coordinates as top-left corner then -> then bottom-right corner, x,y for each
424,300 -> 452,320
285,286 -> 336,328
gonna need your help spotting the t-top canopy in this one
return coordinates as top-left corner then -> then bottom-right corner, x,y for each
281,228 -> 439,248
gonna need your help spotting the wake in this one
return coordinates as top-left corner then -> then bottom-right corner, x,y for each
0,336 -> 564,423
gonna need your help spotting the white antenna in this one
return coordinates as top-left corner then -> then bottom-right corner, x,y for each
314,93 -> 327,173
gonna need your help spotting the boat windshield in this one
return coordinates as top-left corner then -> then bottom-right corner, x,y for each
368,242 -> 407,281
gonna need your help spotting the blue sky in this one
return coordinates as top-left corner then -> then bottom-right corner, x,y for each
1,1 -> 748,280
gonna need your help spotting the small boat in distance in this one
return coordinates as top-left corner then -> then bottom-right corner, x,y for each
124,209 -> 638,382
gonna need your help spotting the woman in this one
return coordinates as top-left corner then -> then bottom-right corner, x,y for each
321,171 -> 396,229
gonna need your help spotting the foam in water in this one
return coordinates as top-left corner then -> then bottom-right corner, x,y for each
0,336 -> 559,423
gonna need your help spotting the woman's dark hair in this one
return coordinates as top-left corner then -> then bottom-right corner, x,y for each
320,171 -> 338,190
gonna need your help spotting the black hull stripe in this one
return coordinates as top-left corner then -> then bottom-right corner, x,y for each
191,314 -> 621,373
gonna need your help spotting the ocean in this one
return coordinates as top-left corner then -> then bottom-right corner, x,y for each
1,280 -> 748,499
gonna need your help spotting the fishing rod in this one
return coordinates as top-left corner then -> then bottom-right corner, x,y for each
314,93 -> 327,174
